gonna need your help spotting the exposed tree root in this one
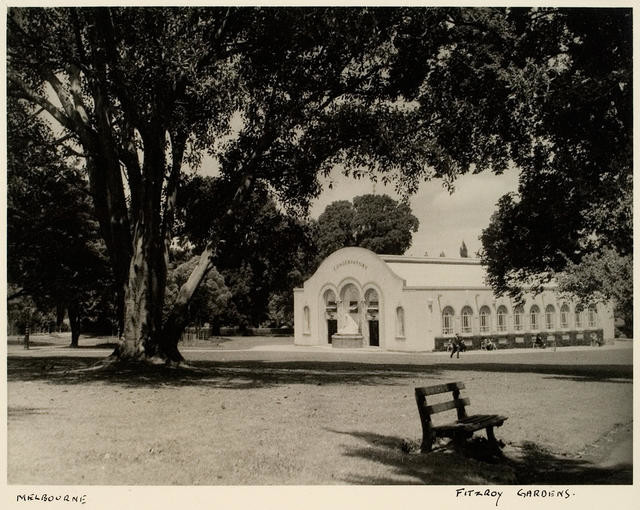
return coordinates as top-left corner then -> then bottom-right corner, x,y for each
60,353 -> 199,375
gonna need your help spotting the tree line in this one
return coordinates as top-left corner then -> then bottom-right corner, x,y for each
7,7 -> 632,362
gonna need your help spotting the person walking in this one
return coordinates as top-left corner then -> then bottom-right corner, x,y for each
450,334 -> 463,359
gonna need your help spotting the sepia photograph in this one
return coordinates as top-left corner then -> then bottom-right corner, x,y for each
2,2 -> 635,506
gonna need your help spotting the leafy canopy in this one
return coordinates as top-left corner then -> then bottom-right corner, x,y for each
480,8 -> 632,300
316,194 -> 419,259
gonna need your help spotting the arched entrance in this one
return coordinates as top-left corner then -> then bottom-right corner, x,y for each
339,283 -> 362,335
323,289 -> 337,344
365,288 -> 380,347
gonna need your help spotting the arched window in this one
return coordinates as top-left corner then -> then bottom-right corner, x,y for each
303,306 -> 311,334
560,304 -> 570,329
588,305 -> 598,328
442,306 -> 455,335
545,305 -> 556,330
575,305 -> 583,329
513,305 -> 524,331
396,307 -> 405,337
479,306 -> 491,333
497,305 -> 508,332
365,289 -> 379,315
529,305 -> 540,331
461,306 -> 473,334
324,290 -> 337,314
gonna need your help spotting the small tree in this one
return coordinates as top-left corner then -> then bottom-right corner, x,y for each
164,256 -> 231,334
459,241 -> 468,258
556,248 -> 632,337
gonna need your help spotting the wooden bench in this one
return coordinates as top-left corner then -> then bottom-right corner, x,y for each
414,381 -> 507,452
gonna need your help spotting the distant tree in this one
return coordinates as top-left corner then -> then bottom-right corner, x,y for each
7,99 -> 115,347
316,194 -> 419,259
423,251 -> 429,257
459,241 -> 468,258
164,256 -> 231,334
177,175 -> 315,330
556,248 -> 632,337
266,293 -> 294,328
315,201 -> 357,260
439,251 -> 446,258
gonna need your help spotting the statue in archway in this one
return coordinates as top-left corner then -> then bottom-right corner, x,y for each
337,301 -> 359,334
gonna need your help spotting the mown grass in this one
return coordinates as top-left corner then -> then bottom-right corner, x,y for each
6,339 -> 633,485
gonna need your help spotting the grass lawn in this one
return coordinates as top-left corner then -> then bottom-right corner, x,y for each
6,335 -> 633,485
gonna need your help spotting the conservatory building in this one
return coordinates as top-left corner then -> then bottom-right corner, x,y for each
293,247 -> 614,351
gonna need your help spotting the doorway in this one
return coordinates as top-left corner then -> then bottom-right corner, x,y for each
368,320 -> 379,346
365,288 -> 380,347
327,319 -> 337,343
324,289 -> 337,344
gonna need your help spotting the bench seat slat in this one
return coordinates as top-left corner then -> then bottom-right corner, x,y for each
433,414 -> 507,434
460,414 -> 498,425
460,416 -> 507,431
415,382 -> 465,396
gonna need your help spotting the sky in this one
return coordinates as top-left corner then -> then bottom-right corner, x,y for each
308,167 -> 520,259
199,153 -> 520,259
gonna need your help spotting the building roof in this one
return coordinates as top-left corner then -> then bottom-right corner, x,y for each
379,254 -> 488,289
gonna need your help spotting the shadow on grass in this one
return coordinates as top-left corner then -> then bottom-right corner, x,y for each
327,429 -> 632,485
7,355 -> 632,389
509,440 -> 632,484
7,356 -> 447,389
430,362 -> 632,382
7,339 -> 61,347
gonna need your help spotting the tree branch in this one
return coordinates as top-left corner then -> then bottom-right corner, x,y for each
7,71 -> 77,133
196,7 -> 233,71
68,63 -> 91,125
7,288 -> 28,302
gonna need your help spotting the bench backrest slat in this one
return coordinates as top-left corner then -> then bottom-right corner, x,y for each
415,381 -> 469,422
424,397 -> 470,415
415,382 -> 465,396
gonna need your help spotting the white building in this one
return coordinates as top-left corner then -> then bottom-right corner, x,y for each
293,247 -> 614,351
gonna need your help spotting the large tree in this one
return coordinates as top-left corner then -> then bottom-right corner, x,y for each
316,194 -> 419,259
479,8 -> 631,307
10,7 -> 610,363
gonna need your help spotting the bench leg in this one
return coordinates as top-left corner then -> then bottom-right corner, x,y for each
486,426 -> 497,445
420,431 -> 435,452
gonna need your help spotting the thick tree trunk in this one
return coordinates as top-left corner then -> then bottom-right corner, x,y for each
114,132 -> 176,363
68,303 -> 81,348
118,231 -> 168,360
117,215 -> 166,360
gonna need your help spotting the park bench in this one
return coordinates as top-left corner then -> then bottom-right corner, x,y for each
414,381 -> 508,452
